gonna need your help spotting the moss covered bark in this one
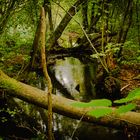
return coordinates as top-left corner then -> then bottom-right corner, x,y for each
0,69 -> 140,131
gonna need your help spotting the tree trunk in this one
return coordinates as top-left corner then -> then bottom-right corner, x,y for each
43,0 -> 54,31
47,0 -> 86,50
82,1 -> 88,30
0,69 -> 140,130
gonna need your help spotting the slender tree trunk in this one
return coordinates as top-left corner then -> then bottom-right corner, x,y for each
82,1 -> 88,30
43,0 -> 54,31
88,1 -> 102,33
29,22 -> 41,70
117,0 -> 132,43
136,0 -> 140,46
117,0 -> 133,58
40,7 -> 53,140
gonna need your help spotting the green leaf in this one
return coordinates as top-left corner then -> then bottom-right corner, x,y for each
71,99 -> 112,108
91,53 -> 105,58
88,108 -> 112,118
71,102 -> 90,108
88,99 -> 112,107
127,88 -> 140,98
116,103 -> 136,114
114,98 -> 132,104
114,88 -> 140,104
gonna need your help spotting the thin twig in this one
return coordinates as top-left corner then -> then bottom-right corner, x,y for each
71,112 -> 87,139
121,84 -> 130,91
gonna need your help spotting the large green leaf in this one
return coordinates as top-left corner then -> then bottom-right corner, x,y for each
114,98 -> 132,104
88,99 -> 112,107
114,88 -> 140,104
127,88 -> 140,98
88,108 -> 112,118
71,102 -> 90,108
71,99 -> 112,108
116,103 -> 136,114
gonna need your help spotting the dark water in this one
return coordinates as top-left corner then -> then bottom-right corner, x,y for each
51,57 -> 128,140
53,115 -> 127,140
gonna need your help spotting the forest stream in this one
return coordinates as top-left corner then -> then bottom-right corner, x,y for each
46,57 -> 129,140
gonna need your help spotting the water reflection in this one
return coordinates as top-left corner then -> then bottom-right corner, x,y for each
50,57 -> 127,140
53,57 -> 96,101
53,114 -> 127,140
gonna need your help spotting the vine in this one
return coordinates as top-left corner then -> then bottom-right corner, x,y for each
40,7 -> 53,140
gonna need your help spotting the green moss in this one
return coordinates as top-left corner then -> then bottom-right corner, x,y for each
0,70 -> 22,92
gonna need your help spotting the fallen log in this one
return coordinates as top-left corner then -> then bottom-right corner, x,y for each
0,69 -> 140,130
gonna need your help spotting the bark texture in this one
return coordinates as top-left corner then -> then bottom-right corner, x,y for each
40,7 -> 53,140
0,70 -> 140,130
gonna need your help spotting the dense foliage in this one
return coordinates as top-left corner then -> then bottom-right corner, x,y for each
0,0 -> 140,139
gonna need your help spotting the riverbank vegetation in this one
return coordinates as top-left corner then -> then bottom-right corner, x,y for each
0,0 -> 140,139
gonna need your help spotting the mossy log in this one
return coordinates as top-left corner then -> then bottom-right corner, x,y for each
0,70 -> 140,130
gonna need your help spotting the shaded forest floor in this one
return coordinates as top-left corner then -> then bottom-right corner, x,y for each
119,63 -> 140,96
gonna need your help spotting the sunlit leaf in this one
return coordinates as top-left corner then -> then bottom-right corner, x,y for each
88,108 -> 112,118
71,99 -> 112,108
116,103 -> 136,114
127,88 -> 140,98
88,99 -> 112,107
71,102 -> 90,108
114,98 -> 132,104
114,88 -> 140,104
91,53 -> 105,58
